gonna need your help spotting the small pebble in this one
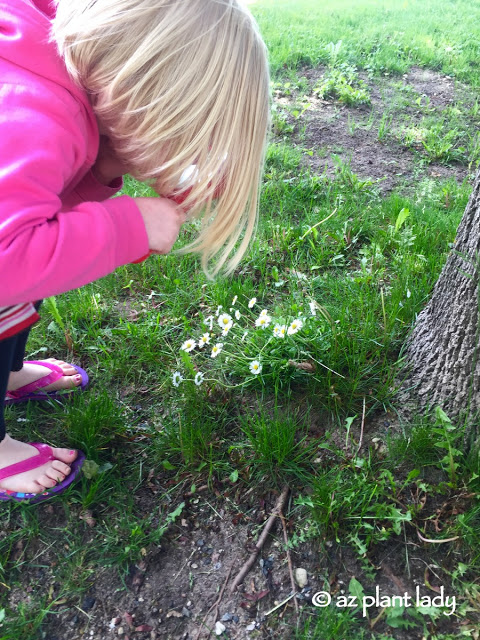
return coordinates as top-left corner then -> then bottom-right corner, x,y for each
215,621 -> 226,636
197,539 -> 205,547
294,568 -> 308,588
221,612 -> 233,622
117,627 -> 124,636
182,607 -> 191,618
191,563 -> 198,569
81,596 -> 96,612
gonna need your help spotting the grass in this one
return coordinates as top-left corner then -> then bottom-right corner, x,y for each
2,1 -> 480,638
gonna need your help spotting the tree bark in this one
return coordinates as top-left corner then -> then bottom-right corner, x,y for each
405,172 -> 480,420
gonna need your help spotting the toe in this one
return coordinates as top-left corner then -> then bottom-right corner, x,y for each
51,460 -> 71,476
45,358 -> 78,375
45,466 -> 66,483
51,448 -> 78,464
35,474 -> 58,489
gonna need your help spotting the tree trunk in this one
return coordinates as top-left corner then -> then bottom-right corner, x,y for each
405,172 -> 480,420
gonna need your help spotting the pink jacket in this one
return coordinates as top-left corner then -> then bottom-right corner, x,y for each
0,0 -> 150,317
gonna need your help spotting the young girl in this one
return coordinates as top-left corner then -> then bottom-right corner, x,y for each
0,0 -> 270,501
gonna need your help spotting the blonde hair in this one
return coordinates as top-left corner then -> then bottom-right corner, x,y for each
52,0 -> 270,278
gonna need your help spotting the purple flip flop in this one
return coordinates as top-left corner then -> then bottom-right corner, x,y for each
0,443 -> 85,503
5,360 -> 89,406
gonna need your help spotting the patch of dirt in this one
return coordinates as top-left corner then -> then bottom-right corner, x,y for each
39,489 -> 325,640
273,65 -> 475,192
405,67 -> 456,109
36,471 -> 468,639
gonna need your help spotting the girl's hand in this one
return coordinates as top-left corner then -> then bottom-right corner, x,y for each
134,197 -> 186,254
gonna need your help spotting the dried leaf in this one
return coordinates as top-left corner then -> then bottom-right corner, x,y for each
287,360 -> 316,372
79,510 -> 96,527
123,612 -> 134,629
166,610 -> 183,618
243,590 -> 269,602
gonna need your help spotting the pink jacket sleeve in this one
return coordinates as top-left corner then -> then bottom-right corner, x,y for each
0,84 -> 149,307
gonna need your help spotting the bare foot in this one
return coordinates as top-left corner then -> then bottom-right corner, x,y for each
7,359 -> 83,393
0,435 -> 77,494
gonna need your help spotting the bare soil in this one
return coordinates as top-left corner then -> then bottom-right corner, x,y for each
273,65 -> 475,192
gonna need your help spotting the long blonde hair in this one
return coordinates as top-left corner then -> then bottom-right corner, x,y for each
52,0 -> 270,277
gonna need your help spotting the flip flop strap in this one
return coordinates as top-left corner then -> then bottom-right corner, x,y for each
0,443 -> 54,481
6,361 -> 64,399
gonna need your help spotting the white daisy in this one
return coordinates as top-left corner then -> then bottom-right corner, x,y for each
198,333 -> 210,348
181,339 -> 196,352
218,313 -> 233,331
255,314 -> 272,328
221,328 -> 230,337
259,309 -> 269,317
235,310 -> 241,320
273,324 -> 287,338
232,295 -> 238,306
194,372 -> 205,386
211,343 -> 224,358
248,297 -> 257,308
249,360 -> 262,375
309,301 -> 317,316
172,371 -> 183,387
241,331 -> 248,342
287,319 -> 303,335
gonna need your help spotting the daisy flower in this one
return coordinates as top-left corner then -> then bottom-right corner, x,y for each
259,309 -> 269,317
218,313 -> 233,331
194,372 -> 205,386
309,301 -> 317,316
211,343 -> 224,358
172,371 -> 183,387
235,310 -> 241,320
273,324 -> 287,338
287,318 -> 303,335
249,360 -> 262,375
232,295 -> 238,306
198,333 -> 210,348
255,313 -> 271,328
248,297 -> 257,308
181,339 -> 196,352
241,331 -> 248,342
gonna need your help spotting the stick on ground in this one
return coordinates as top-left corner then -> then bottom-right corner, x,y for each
229,485 -> 290,593
280,513 -> 299,618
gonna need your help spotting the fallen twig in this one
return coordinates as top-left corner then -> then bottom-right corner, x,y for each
230,485 -> 290,593
356,397 -> 366,455
173,549 -> 196,582
417,530 -> 460,544
196,563 -> 234,640
264,593 -> 296,617
184,484 -> 209,499
280,514 -> 299,618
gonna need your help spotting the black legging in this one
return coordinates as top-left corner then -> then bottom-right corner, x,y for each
0,301 -> 41,442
